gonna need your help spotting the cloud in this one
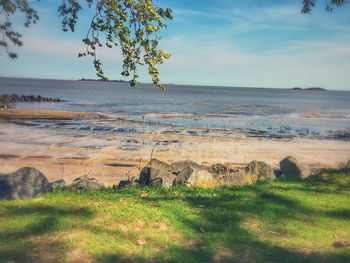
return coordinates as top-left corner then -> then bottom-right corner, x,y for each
22,36 -> 83,56
155,3 -> 350,89
159,34 -> 350,89
20,35 -> 123,62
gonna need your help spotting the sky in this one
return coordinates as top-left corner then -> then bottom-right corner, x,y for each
1,0 -> 350,90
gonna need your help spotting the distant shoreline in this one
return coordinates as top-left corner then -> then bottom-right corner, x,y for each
78,78 -> 129,83
1,77 -> 346,91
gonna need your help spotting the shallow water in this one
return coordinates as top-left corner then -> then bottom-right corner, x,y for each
0,77 -> 349,139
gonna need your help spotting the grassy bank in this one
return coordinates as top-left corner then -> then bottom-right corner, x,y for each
0,170 -> 349,263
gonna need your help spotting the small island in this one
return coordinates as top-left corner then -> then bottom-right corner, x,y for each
291,87 -> 326,91
305,87 -> 326,91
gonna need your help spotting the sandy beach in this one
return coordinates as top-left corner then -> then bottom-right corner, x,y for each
0,108 -> 349,186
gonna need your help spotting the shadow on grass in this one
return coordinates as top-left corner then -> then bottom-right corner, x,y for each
325,209 -> 350,221
0,203 -> 95,263
96,244 -> 350,263
96,181 -> 350,262
1,173 -> 349,263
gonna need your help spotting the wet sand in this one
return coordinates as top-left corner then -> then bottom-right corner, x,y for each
0,108 -> 349,186
0,108 -> 99,119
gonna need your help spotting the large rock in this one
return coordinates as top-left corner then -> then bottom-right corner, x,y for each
146,168 -> 176,187
214,171 -> 253,186
141,159 -> 175,174
174,167 -> 215,187
69,176 -> 105,191
0,167 -> 52,199
208,163 -> 254,186
280,156 -> 311,179
245,161 -> 275,181
139,159 -> 177,187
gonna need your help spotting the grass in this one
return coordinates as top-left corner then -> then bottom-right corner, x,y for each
0,170 -> 349,263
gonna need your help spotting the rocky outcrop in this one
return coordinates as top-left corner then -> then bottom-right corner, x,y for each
245,161 -> 275,181
0,167 -> 52,199
280,156 -> 311,179
0,94 -> 66,107
69,176 -> 105,191
133,157 -> 315,188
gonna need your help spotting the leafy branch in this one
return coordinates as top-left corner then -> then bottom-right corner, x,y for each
0,0 -> 39,58
58,0 -> 173,90
302,0 -> 348,13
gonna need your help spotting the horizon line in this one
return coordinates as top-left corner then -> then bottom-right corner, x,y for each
0,76 -> 347,92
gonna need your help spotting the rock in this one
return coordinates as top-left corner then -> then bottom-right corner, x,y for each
139,168 -> 176,187
0,167 -> 52,199
174,167 -> 215,187
208,163 -> 238,175
117,178 -> 139,189
245,161 -> 275,181
139,159 -> 177,187
0,94 -> 67,106
51,179 -> 66,190
69,176 -> 105,191
172,160 -> 206,174
215,170 -> 254,186
208,163 -> 255,186
141,159 -> 175,174
280,156 -> 311,179
273,169 -> 282,178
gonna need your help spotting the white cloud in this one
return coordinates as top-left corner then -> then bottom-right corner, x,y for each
159,35 -> 350,89
156,4 -> 350,89
21,35 -> 123,62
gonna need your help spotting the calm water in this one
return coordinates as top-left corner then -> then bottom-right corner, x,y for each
0,77 -> 349,139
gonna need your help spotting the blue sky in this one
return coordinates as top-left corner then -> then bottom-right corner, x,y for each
1,0 -> 350,90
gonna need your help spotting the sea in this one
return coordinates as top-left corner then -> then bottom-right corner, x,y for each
0,77 -> 349,140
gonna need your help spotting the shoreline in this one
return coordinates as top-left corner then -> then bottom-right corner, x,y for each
2,107 -> 349,141
0,108 -> 100,120
0,108 -> 349,185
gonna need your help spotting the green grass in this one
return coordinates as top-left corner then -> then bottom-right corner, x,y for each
0,170 -> 349,263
